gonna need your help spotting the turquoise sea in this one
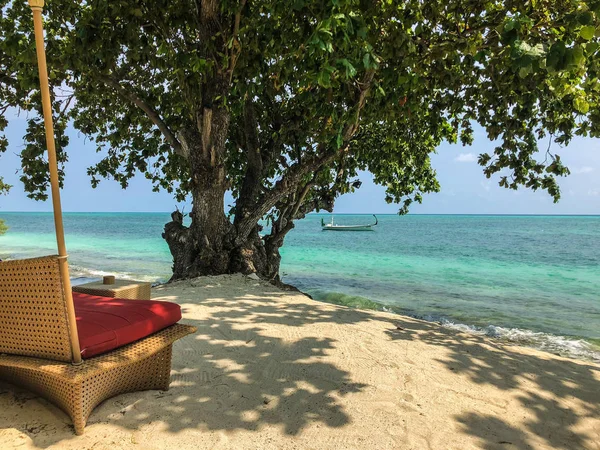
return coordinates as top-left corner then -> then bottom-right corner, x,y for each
0,212 -> 599,361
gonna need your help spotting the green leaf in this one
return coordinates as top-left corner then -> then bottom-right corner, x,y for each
317,70 -> 331,88
519,65 -> 532,78
572,46 -> 585,67
574,97 -> 590,114
363,53 -> 370,69
580,26 -> 595,41
578,11 -> 594,25
587,42 -> 600,55
338,59 -> 357,78
504,20 -> 516,31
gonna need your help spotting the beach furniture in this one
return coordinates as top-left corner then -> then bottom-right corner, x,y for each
0,1 -> 195,434
73,278 -> 152,300
0,256 -> 196,434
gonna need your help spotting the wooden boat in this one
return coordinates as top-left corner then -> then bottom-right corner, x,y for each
321,215 -> 378,231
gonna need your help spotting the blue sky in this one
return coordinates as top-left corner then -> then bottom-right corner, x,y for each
1,114 -> 599,214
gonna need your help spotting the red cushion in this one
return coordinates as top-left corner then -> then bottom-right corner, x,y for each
73,292 -> 182,359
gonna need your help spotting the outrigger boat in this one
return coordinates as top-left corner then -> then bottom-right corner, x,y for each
321,215 -> 378,231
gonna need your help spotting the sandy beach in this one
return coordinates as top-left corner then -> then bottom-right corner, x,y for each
0,274 -> 598,449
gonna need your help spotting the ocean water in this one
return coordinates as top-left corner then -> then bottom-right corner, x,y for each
0,212 -> 599,361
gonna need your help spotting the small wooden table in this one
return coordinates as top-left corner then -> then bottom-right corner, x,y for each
72,279 -> 152,300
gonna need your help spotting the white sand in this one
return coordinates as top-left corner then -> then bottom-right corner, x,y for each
0,274 -> 599,449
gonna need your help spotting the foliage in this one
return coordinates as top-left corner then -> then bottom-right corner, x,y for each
1,0 -> 600,276
1,0 -> 598,208
0,177 -> 10,196
0,176 -> 8,235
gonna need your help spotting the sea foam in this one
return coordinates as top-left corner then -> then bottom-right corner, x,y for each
69,265 -> 163,284
436,319 -> 600,362
315,291 -> 600,362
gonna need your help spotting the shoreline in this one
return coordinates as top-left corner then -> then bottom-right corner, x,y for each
49,270 -> 600,365
73,264 -> 600,364
161,273 -> 600,364
1,273 -> 598,449
306,289 -> 600,364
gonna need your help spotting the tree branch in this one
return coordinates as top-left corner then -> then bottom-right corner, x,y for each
264,178 -> 331,252
236,71 -> 375,239
101,76 -> 185,158
234,95 -> 263,225
235,148 -> 340,242
291,178 -> 315,219
228,0 -> 247,80
57,94 -> 74,123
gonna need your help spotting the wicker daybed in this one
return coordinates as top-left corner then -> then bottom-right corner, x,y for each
0,255 -> 196,434
0,0 -> 196,435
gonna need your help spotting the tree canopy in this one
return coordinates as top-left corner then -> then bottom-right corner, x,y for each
1,0 -> 599,279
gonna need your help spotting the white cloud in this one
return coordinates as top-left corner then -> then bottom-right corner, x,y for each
454,153 -> 477,163
573,166 -> 594,174
587,189 -> 599,197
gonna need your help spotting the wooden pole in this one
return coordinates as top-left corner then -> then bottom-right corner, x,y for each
28,0 -> 82,364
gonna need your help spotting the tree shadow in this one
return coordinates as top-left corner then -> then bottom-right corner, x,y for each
0,277 -> 598,449
0,281 -> 381,447
387,322 -> 600,449
455,413 -> 533,450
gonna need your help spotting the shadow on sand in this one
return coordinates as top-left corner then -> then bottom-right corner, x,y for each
0,279 -> 598,448
386,323 -> 600,449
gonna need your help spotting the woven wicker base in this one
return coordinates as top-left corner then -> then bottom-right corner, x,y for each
0,323 -> 196,435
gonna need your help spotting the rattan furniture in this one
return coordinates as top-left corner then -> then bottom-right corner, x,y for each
73,278 -> 152,300
0,255 -> 196,435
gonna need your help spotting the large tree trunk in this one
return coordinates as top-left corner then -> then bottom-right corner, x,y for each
162,172 -> 229,280
162,149 -> 275,281
161,160 -> 287,282
262,233 -> 287,284
162,200 -> 276,282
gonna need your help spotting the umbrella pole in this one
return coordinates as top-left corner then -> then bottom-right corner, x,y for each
29,0 -> 82,364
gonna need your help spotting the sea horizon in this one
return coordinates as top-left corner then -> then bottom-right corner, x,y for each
2,210 -> 600,216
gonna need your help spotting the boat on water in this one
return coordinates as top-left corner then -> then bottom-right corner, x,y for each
321,215 -> 378,231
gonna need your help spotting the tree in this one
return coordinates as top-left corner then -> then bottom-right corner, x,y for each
1,1 -> 599,282
0,177 -> 9,235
